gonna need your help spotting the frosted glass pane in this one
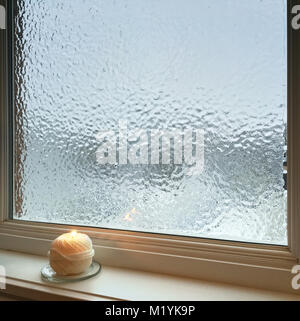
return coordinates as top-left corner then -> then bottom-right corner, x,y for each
14,0 -> 287,245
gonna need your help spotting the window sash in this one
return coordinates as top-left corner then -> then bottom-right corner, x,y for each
0,0 -> 300,293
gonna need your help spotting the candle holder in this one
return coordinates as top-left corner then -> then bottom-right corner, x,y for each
41,261 -> 101,283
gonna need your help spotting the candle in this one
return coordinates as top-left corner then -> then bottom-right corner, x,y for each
49,231 -> 95,276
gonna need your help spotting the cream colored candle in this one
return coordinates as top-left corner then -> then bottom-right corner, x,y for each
49,231 -> 95,276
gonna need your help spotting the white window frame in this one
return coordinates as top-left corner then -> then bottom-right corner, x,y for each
0,0 -> 299,294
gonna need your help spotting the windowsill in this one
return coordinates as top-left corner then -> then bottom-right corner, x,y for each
0,249 -> 300,301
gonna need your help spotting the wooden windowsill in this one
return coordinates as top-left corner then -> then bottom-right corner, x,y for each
0,249 -> 300,301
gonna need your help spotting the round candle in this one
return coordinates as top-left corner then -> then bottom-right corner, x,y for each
49,231 -> 95,276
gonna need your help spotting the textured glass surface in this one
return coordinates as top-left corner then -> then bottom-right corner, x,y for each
14,0 -> 287,244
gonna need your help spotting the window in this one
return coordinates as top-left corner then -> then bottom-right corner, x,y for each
12,0 -> 287,245
1,0 -> 300,293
